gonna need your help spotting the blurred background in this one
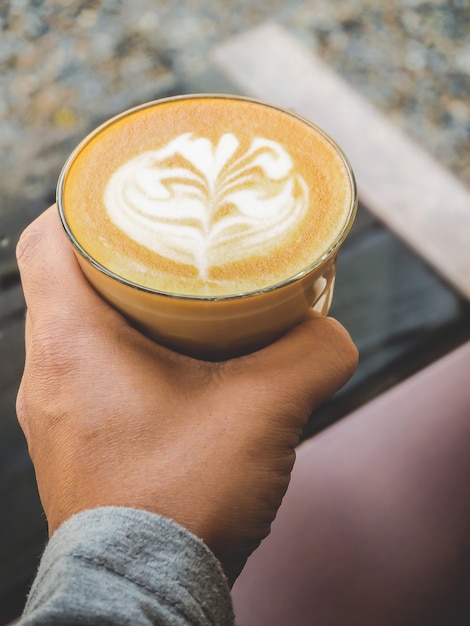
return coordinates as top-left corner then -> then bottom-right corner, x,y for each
1,1 -> 469,623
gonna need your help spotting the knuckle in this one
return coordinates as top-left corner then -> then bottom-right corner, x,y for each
16,221 -> 43,270
38,327 -> 73,366
326,317 -> 358,357
303,316 -> 359,380
15,382 -> 29,436
322,317 -> 359,377
19,332 -> 81,448
29,324 -> 78,388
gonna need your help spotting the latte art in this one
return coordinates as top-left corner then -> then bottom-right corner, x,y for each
104,133 -> 309,280
61,95 -> 355,298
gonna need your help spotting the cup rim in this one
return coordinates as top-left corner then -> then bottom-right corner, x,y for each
57,93 -> 358,302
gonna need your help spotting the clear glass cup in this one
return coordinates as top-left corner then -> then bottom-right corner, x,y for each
57,94 -> 358,360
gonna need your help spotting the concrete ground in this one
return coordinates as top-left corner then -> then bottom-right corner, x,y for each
1,0 -> 469,219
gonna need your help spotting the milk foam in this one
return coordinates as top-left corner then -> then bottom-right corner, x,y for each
104,132 -> 309,280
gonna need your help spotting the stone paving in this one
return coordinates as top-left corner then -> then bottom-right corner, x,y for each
1,0 -> 469,222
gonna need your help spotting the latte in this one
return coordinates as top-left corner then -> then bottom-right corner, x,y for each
60,95 -> 354,297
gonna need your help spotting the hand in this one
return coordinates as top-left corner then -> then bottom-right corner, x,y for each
16,206 -> 358,584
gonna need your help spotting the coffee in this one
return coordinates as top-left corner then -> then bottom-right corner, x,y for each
61,96 -> 353,297
58,95 -> 357,359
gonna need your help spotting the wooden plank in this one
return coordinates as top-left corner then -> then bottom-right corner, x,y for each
211,22 -> 470,301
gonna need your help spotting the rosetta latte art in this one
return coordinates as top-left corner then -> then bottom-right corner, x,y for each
104,132 -> 310,280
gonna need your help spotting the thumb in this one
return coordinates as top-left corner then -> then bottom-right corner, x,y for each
279,314 -> 358,403
238,315 -> 358,429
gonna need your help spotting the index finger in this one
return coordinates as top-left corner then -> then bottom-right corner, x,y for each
16,205 -> 116,331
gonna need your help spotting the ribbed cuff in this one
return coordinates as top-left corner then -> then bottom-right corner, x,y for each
22,507 -> 234,625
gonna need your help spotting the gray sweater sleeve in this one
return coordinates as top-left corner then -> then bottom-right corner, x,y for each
19,506 -> 235,625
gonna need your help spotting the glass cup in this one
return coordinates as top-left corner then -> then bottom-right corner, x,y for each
57,94 -> 357,361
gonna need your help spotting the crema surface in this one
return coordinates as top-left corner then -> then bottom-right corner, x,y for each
62,96 -> 354,296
